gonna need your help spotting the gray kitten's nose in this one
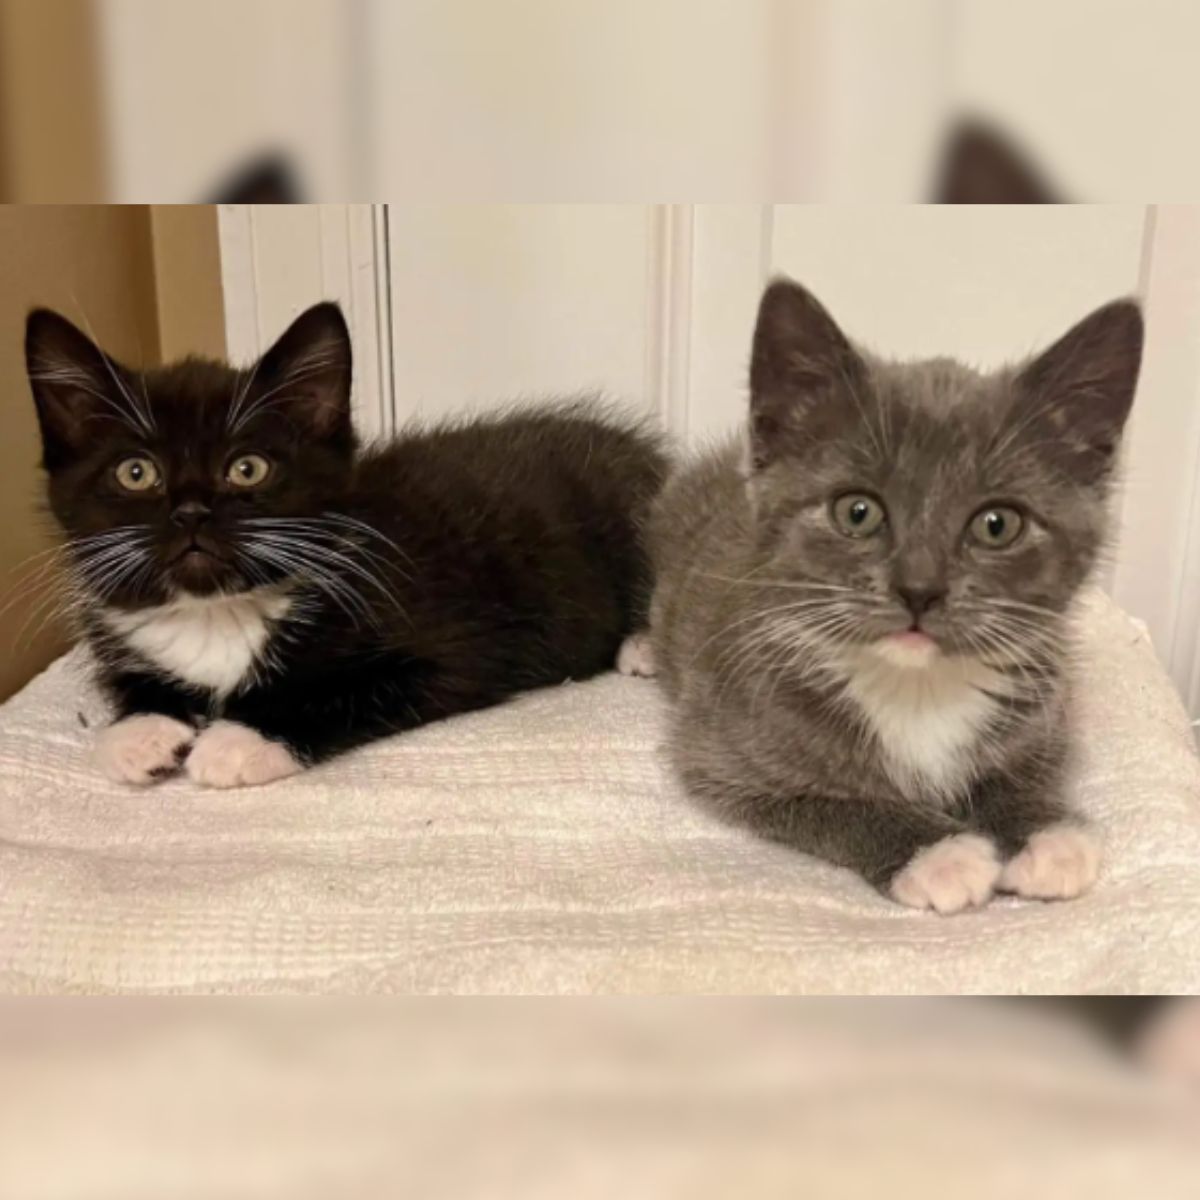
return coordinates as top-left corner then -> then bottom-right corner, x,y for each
896,584 -> 946,618
171,500 -> 212,530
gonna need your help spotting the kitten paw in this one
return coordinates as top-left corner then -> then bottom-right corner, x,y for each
890,833 -> 1001,915
998,824 -> 1100,900
617,633 -> 657,678
93,715 -> 195,785
185,721 -> 303,789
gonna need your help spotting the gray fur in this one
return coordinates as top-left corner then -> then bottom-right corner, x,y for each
648,277 -> 1143,898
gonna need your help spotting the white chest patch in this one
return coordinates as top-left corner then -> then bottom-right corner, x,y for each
839,646 -> 1006,801
103,587 -> 293,697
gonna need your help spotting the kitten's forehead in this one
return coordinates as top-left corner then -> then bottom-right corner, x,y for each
134,361 -> 278,454
866,353 -> 1001,422
142,360 -> 242,416
860,354 -> 1017,473
825,353 -> 994,464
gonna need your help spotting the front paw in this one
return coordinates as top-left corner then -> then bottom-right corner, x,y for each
93,715 -> 195,785
890,833 -> 1001,915
998,824 -> 1100,901
185,721 -> 303,789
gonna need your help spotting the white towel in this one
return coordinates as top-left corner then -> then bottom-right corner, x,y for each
1,589 -> 1198,993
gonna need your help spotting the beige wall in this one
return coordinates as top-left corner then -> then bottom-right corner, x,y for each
150,206 -> 227,361
0,0 -> 107,201
0,204 -> 226,701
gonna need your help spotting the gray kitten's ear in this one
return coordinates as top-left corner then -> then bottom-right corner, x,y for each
749,277 -> 862,470
1015,299 -> 1144,480
25,308 -> 147,468
252,302 -> 352,439
933,119 -> 1060,204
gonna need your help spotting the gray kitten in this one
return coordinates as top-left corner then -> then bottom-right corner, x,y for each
640,277 -> 1143,914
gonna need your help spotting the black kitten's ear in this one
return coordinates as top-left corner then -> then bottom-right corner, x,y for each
1014,299 -> 1144,480
749,277 -> 863,469
205,152 -> 302,204
933,119 -> 1060,204
25,309 -> 148,468
252,302 -> 352,440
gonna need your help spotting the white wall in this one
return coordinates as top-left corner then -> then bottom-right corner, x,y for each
220,204 -> 1200,718
217,205 -> 394,437
384,206 -> 654,421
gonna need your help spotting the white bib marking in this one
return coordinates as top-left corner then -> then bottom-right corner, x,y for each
103,587 -> 292,696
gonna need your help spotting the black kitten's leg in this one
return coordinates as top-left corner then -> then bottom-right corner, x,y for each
708,785 -> 1001,914
967,773 -> 1099,902
93,670 -> 206,785
184,654 -> 445,788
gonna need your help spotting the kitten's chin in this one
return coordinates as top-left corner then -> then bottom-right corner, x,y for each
169,550 -> 239,596
871,630 -> 941,670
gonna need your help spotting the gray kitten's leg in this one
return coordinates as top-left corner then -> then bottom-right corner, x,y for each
967,776 -> 1100,901
711,788 -> 1001,915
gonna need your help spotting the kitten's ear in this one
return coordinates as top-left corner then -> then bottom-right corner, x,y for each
254,302 -> 352,439
933,119 -> 1060,204
25,309 -> 146,468
749,277 -> 862,469
1015,298 -> 1144,479
205,152 -> 302,204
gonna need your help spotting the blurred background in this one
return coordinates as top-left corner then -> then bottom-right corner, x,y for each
2,0 -> 1200,203
0,999 -> 1198,1198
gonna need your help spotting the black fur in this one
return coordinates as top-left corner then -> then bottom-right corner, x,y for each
25,303 -> 668,773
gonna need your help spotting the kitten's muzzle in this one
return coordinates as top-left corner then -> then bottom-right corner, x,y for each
895,584 -> 946,623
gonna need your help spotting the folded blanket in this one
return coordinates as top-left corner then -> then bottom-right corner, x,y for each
1,589 -> 1198,993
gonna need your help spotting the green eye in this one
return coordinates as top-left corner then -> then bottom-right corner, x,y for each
114,456 -> 160,492
226,454 -> 271,488
832,493 -> 887,537
969,505 -> 1024,548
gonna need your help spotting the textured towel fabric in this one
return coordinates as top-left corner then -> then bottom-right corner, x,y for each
0,589 -> 1198,994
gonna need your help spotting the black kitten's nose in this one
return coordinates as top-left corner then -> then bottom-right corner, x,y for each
171,500 -> 212,530
896,584 -> 946,618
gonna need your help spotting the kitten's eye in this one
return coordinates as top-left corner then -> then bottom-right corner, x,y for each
114,457 -> 161,492
968,505 -> 1024,548
226,454 -> 271,488
831,493 -> 887,537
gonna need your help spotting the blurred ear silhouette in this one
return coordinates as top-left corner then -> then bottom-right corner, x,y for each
933,119 -> 1061,204
205,153 -> 303,204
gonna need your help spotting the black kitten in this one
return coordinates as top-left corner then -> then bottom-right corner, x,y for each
25,303 -> 667,787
